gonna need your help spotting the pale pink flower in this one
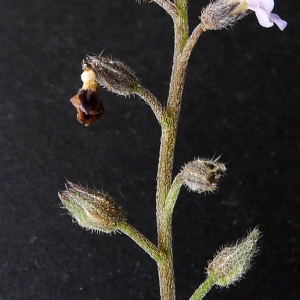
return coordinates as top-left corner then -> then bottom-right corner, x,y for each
246,0 -> 287,30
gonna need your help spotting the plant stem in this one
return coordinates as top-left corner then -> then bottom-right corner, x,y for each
155,1 -> 189,299
118,221 -> 164,263
189,277 -> 215,300
156,127 -> 177,300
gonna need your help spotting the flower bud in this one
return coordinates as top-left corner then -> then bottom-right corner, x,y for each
83,55 -> 139,96
58,182 -> 125,233
181,158 -> 226,193
207,228 -> 261,287
200,0 -> 248,30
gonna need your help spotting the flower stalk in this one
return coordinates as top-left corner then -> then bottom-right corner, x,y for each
134,85 -> 169,127
118,221 -> 165,263
164,173 -> 184,215
189,277 -> 216,300
152,0 -> 178,18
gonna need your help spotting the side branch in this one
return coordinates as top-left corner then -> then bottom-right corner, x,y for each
166,22 -> 205,117
164,172 -> 183,215
181,23 -> 205,63
189,277 -> 215,300
152,0 -> 179,18
118,221 -> 165,263
135,85 -> 169,127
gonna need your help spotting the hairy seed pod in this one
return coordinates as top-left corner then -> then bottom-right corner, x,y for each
59,182 -> 124,233
181,158 -> 226,193
207,228 -> 261,287
200,0 -> 248,30
83,55 -> 139,96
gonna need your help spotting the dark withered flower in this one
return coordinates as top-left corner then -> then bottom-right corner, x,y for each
70,68 -> 104,126
70,88 -> 104,126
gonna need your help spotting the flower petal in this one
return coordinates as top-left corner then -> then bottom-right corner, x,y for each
253,7 -> 274,27
247,0 -> 274,14
246,0 -> 287,30
270,13 -> 287,30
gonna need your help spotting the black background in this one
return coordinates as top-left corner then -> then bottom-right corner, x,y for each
0,0 -> 299,299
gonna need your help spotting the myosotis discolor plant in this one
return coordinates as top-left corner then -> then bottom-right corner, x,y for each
59,1 -> 287,299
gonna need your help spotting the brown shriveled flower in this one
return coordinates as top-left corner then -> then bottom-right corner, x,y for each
58,182 -> 125,233
83,55 -> 139,96
181,157 -> 226,193
70,88 -> 105,126
70,68 -> 105,126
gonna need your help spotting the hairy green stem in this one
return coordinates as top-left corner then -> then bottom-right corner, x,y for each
156,127 -> 177,300
150,1 -> 206,299
164,173 -> 183,215
155,1 -> 189,299
189,277 -> 215,300
134,85 -> 169,128
118,221 -> 164,263
152,0 -> 178,18
182,23 -> 205,61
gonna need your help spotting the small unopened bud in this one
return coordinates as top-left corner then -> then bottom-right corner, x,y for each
83,55 -> 139,96
70,68 -> 105,126
200,0 -> 248,30
207,228 -> 261,287
181,158 -> 226,193
58,182 -> 125,233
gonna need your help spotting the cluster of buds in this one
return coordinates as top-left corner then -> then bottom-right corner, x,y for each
207,228 -> 261,287
181,158 -> 226,193
59,182 -> 125,233
200,0 -> 287,31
